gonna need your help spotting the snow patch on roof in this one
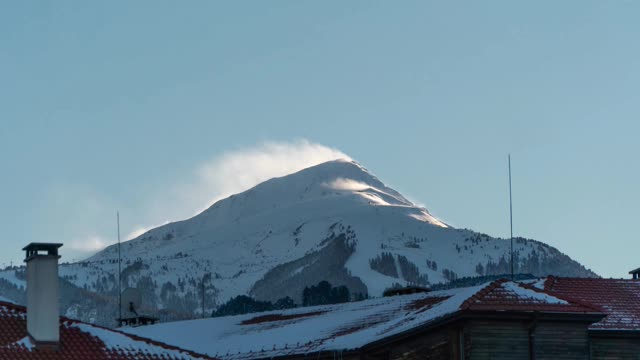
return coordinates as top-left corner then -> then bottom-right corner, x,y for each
125,285 -> 487,359
71,323 -> 201,358
0,296 -> 15,304
502,282 -> 568,304
530,278 -> 547,290
0,337 -> 35,352
13,337 -> 34,351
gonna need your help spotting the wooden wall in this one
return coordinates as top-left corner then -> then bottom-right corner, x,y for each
464,319 -> 592,359
465,319 -> 530,359
289,318 -> 602,360
386,328 -> 451,360
591,336 -> 640,359
534,322 -> 590,359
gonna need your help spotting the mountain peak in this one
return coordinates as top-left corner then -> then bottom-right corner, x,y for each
196,158 -> 442,228
70,157 -> 594,327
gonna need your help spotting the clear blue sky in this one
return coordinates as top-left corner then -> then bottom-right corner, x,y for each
1,1 -> 638,278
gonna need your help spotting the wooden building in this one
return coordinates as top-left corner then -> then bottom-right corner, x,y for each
128,278 -> 637,360
544,276 -> 640,359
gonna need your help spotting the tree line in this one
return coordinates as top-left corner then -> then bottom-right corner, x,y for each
212,280 -> 367,317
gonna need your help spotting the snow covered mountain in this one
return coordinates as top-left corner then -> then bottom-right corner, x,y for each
0,159 -> 596,326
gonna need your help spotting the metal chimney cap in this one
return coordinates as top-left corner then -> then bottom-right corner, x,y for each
23,243 -> 63,261
22,243 -> 63,252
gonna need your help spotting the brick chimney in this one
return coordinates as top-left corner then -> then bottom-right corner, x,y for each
23,243 -> 63,350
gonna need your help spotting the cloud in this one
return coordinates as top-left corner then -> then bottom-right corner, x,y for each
175,139 -> 351,216
68,235 -> 109,253
126,226 -> 152,240
38,139 -> 351,260
325,178 -> 371,192
125,222 -> 171,240
28,183 -> 119,262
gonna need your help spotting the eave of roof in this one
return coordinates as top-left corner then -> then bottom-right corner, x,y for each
589,329 -> 640,338
360,279 -> 605,354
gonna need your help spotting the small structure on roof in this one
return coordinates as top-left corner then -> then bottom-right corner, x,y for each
383,285 -> 431,297
117,287 -> 158,327
629,267 -> 640,280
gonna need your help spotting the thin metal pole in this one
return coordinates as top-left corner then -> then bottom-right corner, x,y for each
118,211 -> 122,323
509,155 -> 514,280
202,279 -> 205,319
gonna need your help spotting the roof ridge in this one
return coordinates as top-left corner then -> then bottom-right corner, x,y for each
544,275 -> 556,292
459,279 -> 508,310
517,280 -> 556,295
0,300 -> 26,313
546,276 -> 612,283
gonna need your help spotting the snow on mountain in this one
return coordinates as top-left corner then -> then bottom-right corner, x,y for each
0,159 -> 595,326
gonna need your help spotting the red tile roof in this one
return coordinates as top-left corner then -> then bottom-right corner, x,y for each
0,300 -> 214,359
126,288 -> 465,359
544,276 -> 640,331
463,279 -> 601,313
125,280 -> 603,359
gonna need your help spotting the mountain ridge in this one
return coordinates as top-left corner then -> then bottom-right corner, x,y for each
0,159 -> 596,326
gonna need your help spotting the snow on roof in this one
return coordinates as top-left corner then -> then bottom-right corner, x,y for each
502,281 -> 567,304
0,300 -> 213,359
123,287 -> 466,359
529,278 -> 548,290
544,276 -> 640,331
126,280 -> 596,359
71,322 -> 207,358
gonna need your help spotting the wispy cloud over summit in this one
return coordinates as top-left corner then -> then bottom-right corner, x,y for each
186,139 -> 351,214
55,140 -> 351,259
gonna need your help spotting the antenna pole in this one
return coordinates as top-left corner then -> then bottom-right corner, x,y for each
118,211 -> 122,324
509,155 -> 514,280
202,278 -> 205,319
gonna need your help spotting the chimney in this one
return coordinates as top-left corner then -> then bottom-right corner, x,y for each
23,243 -> 63,349
630,267 -> 640,280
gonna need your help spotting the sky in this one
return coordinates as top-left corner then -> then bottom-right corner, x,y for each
1,1 -> 639,278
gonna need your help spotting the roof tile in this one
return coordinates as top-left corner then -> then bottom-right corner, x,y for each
545,276 -> 640,331
464,279 -> 600,313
